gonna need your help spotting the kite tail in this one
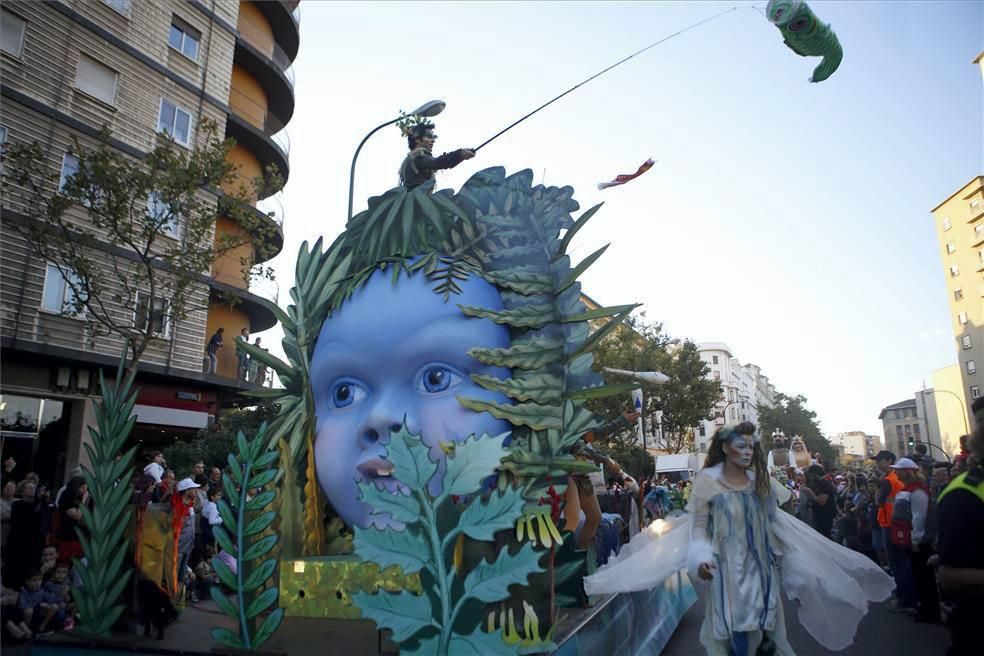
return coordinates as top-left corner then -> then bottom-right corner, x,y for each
810,33 -> 842,83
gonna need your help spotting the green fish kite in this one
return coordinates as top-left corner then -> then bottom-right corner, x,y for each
766,0 -> 843,83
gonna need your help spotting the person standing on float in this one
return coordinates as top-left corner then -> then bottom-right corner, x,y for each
398,121 -> 474,189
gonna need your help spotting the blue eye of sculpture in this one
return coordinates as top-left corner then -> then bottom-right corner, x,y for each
330,379 -> 367,408
416,364 -> 462,394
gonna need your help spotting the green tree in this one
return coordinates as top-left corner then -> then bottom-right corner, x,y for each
587,315 -> 721,454
1,121 -> 281,383
757,393 -> 838,465
164,403 -> 279,477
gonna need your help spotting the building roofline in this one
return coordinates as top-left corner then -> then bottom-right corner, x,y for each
930,176 -> 984,213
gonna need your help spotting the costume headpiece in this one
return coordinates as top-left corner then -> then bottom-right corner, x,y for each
719,424 -> 760,444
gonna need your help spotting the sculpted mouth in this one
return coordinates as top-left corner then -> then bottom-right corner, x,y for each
357,457 -> 410,496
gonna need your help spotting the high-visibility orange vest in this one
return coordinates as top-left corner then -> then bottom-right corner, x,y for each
877,470 -> 903,528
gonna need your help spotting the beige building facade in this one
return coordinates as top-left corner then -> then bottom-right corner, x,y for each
931,364 -> 971,455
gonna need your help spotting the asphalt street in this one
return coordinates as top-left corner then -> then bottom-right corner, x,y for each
662,593 -> 950,656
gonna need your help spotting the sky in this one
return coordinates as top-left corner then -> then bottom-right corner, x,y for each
255,0 -> 983,438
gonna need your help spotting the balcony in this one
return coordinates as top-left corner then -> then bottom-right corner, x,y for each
208,279 -> 278,332
249,1 -> 301,66
234,15 -> 296,131
225,112 -> 289,198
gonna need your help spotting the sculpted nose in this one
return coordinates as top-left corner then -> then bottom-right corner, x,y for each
360,393 -> 412,449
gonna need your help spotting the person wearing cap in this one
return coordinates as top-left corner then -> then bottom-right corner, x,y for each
398,121 -> 475,189
873,450 -> 901,575
173,478 -> 199,599
889,457 -> 940,623
936,422 -> 984,655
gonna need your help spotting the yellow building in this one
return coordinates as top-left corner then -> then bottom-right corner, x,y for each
931,365 -> 970,455
929,174 -> 983,433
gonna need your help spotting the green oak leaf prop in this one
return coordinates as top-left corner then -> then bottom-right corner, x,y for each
72,352 -> 139,637
209,423 -> 284,651
352,426 -> 539,655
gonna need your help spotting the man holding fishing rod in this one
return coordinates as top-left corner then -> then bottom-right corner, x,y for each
398,120 -> 475,188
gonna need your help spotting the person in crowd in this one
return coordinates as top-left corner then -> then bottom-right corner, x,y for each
205,327 -> 224,374
951,434 -> 971,475
2,561 -> 31,640
39,545 -> 58,579
207,467 -> 222,494
174,478 -> 200,598
930,464 -> 951,499
18,571 -> 56,636
874,450 -> 899,574
248,337 -> 263,383
883,457 -> 918,614
193,543 -> 220,600
889,457 -> 940,623
143,451 -> 166,484
53,466 -> 83,505
4,480 -> 48,589
935,422 -> 984,655
201,486 -> 223,550
153,469 -> 177,503
1,479 -> 15,548
54,475 -> 89,561
41,562 -> 72,630
801,464 -> 836,538
1,457 -> 17,487
236,327 -> 250,380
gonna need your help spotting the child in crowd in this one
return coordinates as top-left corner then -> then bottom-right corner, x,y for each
39,545 -> 58,577
19,571 -> 57,635
194,544 -> 221,599
201,487 -> 223,550
43,562 -> 74,629
3,565 -> 32,640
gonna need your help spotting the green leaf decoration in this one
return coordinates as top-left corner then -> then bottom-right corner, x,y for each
207,423 -> 284,651
471,372 -> 563,404
456,396 -> 562,431
468,335 -> 564,370
442,432 -> 509,497
357,480 -> 420,525
457,486 -> 527,541
72,351 -> 138,637
557,243 -> 609,292
555,202 -> 602,259
352,589 -> 435,642
458,304 -> 559,329
481,269 -> 555,295
354,526 -> 429,574
563,302 -> 640,324
464,542 -> 543,604
384,424 -> 439,490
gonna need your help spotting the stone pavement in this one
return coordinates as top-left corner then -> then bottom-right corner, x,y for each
662,592 -> 950,656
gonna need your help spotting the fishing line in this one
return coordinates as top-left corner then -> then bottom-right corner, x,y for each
474,5 -> 740,152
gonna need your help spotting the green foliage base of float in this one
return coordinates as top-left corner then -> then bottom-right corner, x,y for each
72,357 -> 139,637
209,423 -> 285,651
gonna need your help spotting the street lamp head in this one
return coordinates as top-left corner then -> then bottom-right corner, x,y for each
411,100 -> 446,117
666,338 -> 681,346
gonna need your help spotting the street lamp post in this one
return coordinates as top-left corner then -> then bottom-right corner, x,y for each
632,338 -> 679,450
924,389 -> 970,434
347,100 -> 446,221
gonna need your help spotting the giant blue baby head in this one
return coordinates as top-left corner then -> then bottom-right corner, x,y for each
310,265 -> 512,528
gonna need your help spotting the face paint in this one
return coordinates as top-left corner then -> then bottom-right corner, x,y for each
310,266 -> 512,529
725,434 -> 755,469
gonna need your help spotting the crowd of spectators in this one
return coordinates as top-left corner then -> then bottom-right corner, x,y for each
0,449 -> 232,642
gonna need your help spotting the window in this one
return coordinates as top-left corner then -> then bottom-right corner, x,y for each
0,125 -> 6,144
74,54 -> 118,105
168,18 -> 200,61
41,264 -> 82,315
103,0 -> 130,15
712,371 -> 720,380
1,10 -> 26,57
967,360 -> 977,375
146,193 -> 180,239
712,355 -> 719,364
58,153 -> 79,192
134,292 -> 169,337
962,334 -> 973,350
972,199 -> 983,213
958,311 -> 968,325
971,385 -> 981,400
698,424 -> 706,437
942,217 -> 951,231
946,241 -> 956,254
913,424 -> 921,438
895,425 -> 903,438
904,424 -> 912,434
893,409 -> 901,419
156,98 -> 191,146
976,223 -> 984,239
954,288 -> 964,301
950,264 -> 959,277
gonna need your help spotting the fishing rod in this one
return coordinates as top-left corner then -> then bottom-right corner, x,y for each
474,5 -> 739,152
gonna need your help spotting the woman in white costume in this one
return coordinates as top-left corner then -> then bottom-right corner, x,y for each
584,423 -> 894,655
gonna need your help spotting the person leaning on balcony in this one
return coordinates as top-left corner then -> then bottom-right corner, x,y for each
236,328 -> 250,380
205,328 -> 224,374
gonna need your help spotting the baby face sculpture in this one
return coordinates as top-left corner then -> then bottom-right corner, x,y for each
310,265 -> 512,528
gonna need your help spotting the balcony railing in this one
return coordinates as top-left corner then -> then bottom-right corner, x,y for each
237,14 -> 296,87
228,87 -> 291,159
256,191 -> 286,231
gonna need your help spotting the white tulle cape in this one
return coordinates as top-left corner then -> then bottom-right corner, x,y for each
584,509 -> 894,652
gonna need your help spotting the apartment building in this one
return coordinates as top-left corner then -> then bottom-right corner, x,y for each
695,342 -> 776,452
0,0 -> 298,486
